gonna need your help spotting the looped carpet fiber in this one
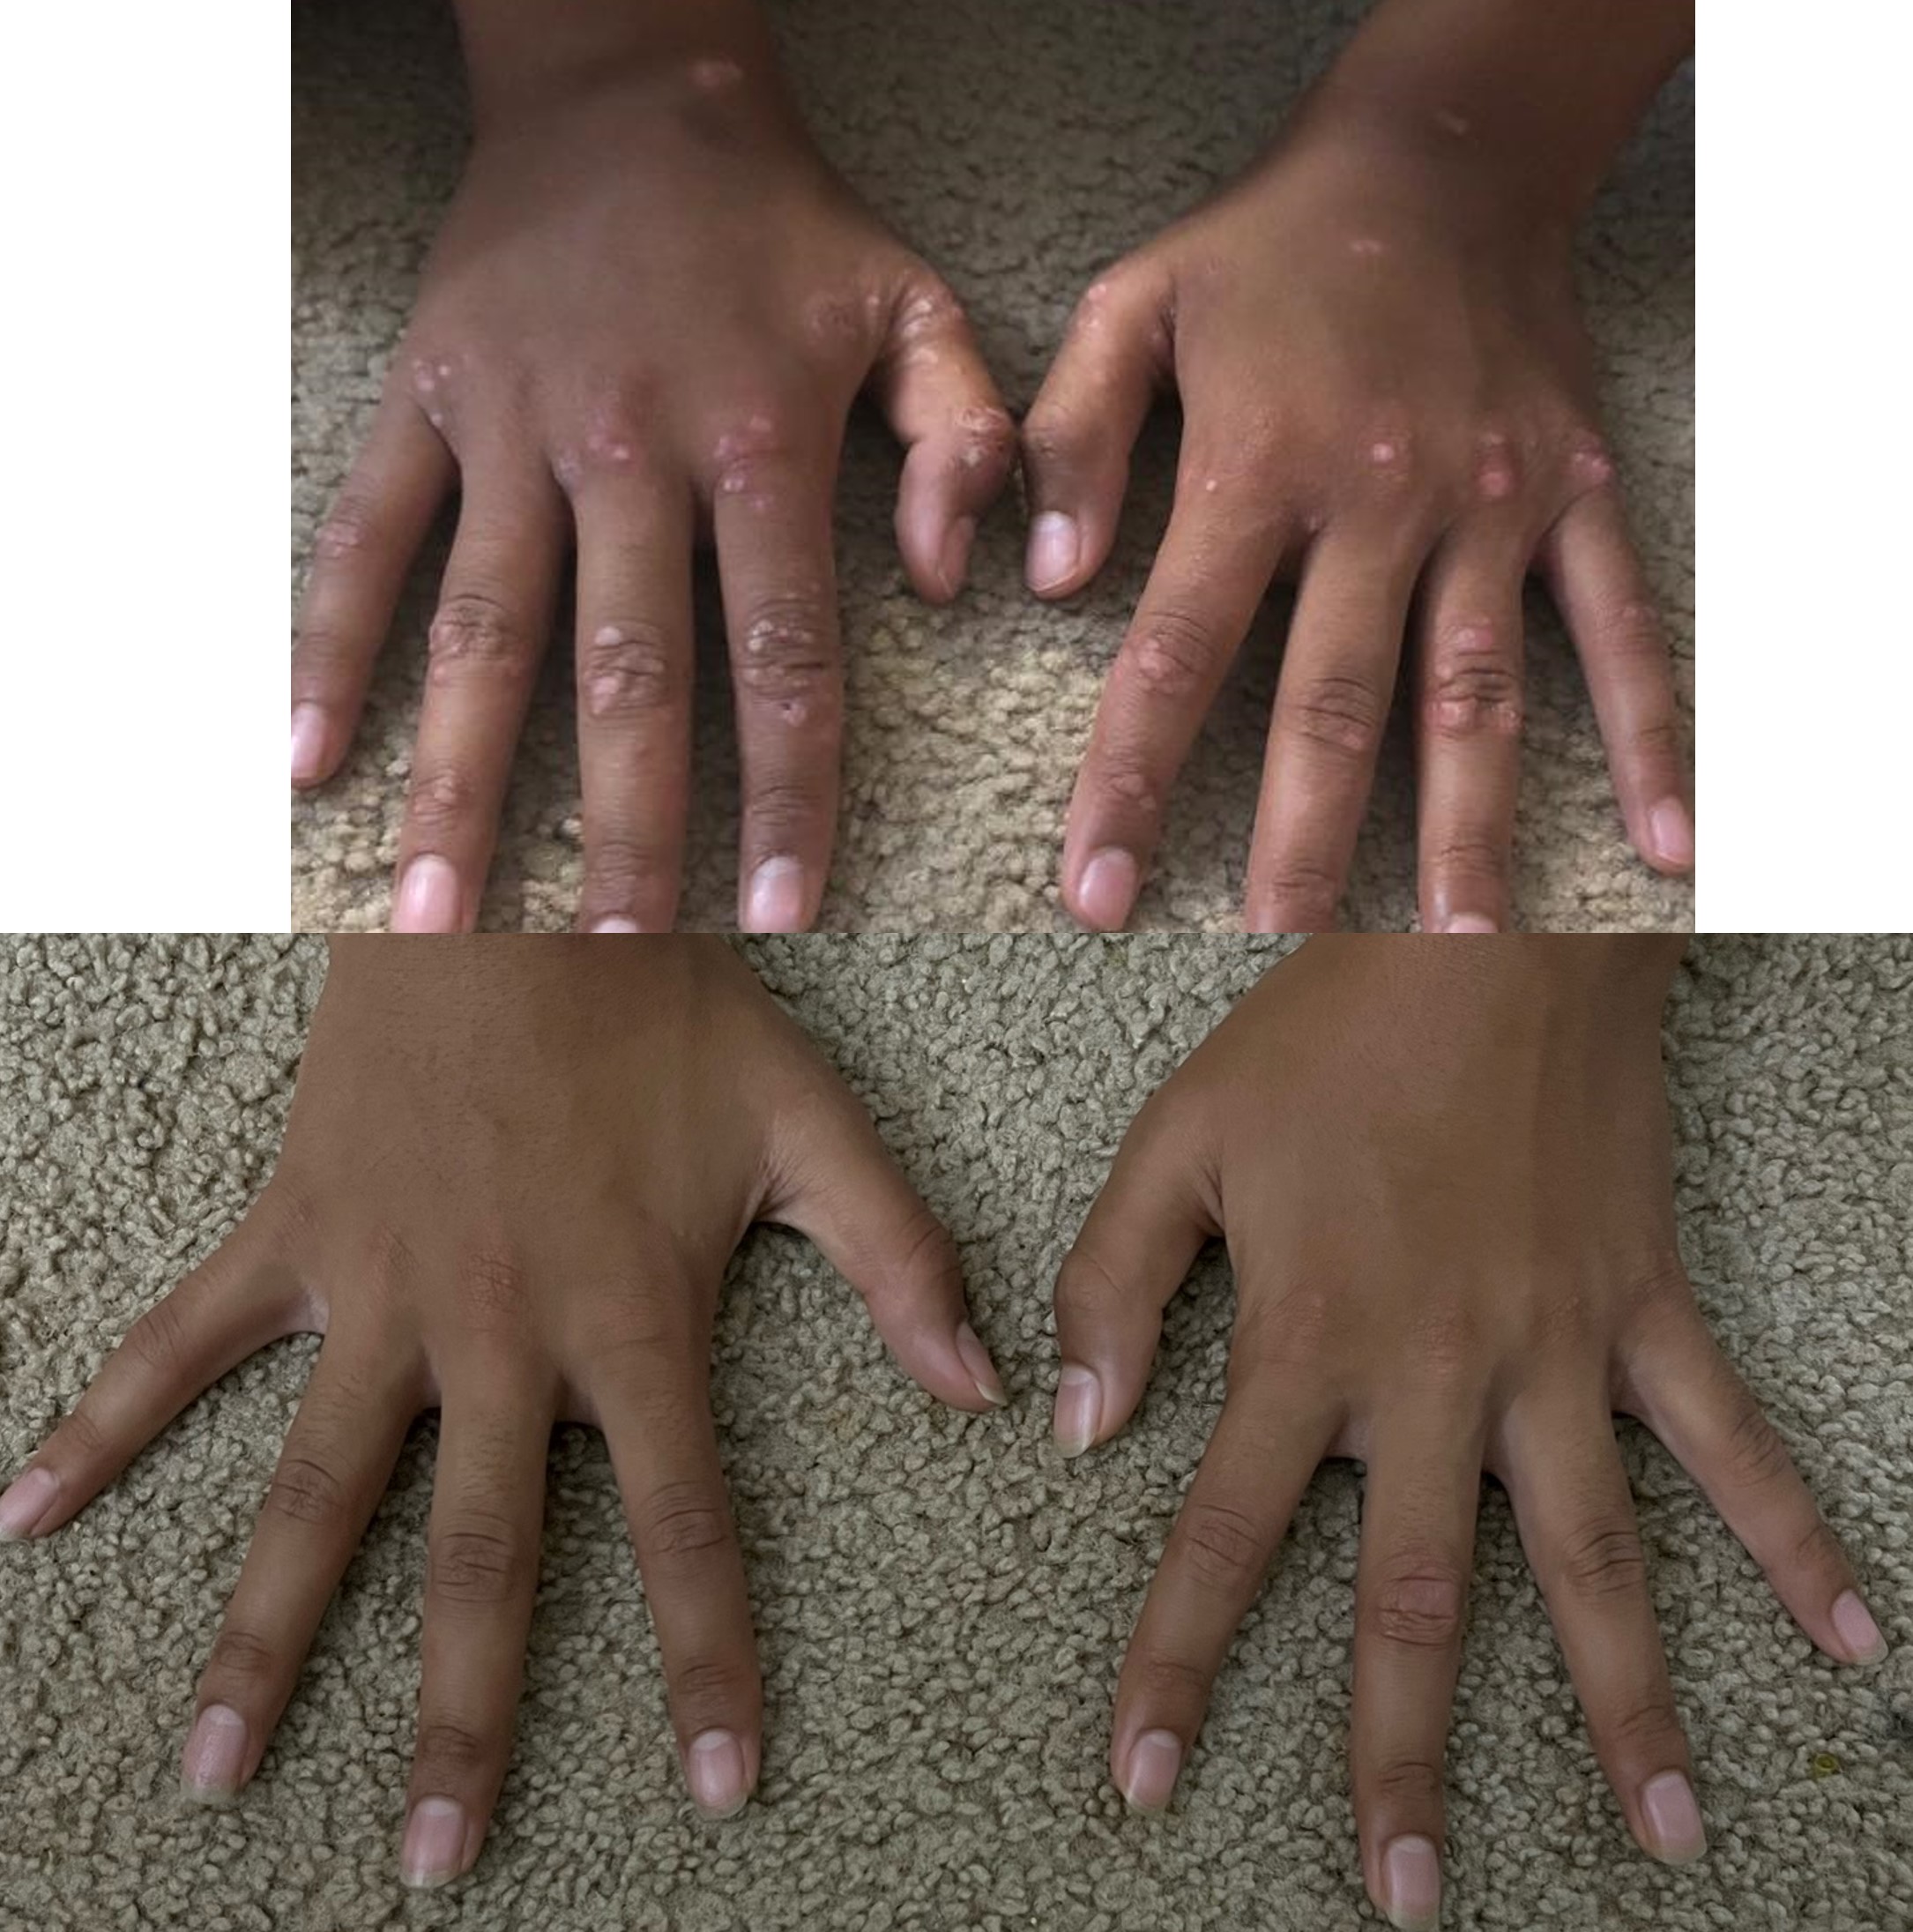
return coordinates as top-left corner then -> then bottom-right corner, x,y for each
0,936 -> 1904,1928
292,0 -> 1693,932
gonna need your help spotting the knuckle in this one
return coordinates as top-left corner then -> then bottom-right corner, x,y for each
1599,599 -> 1671,668
579,622 -> 683,721
892,279 -> 964,345
427,593 -> 536,681
1425,833 -> 1510,890
1126,608 -> 1224,702
1022,399 -> 1091,470
634,1480 -> 734,1562
312,491 -> 384,563
1790,1514 -> 1845,1579
951,402 -> 1016,471
712,407 -> 803,495
584,831 -> 674,907
205,1625 -> 279,1688
459,1247 -> 532,1332
1625,717 -> 1686,766
59,1401 -> 108,1462
1174,1499 -> 1267,1592
1559,1519 -> 1649,1600
1249,858 -> 1344,930
429,1523 -> 529,1606
1054,1244 -> 1127,1327
1423,629 -> 1523,738
124,1298 -> 190,1378
404,763 -> 478,840
1605,1694 -> 1683,1757
413,1717 -> 493,1779
744,776 -> 833,844
734,597 -> 837,705
1370,1757 -> 1445,1810
1276,674 -> 1387,760
1722,1394 -> 1796,1490
1368,1564 -> 1468,1650
666,1654 -> 753,1717
1128,1649 -> 1212,1711
264,1453 -> 350,1530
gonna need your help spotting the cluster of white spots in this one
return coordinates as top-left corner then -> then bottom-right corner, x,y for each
1475,438 -> 1519,502
584,426 -> 636,466
1568,440 -> 1617,489
779,698 -> 808,727
689,56 -> 743,91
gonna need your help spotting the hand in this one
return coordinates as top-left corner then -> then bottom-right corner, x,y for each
1024,108 -> 1692,933
291,20 -> 1014,934
1051,937 -> 1882,1928
0,937 -> 1004,1887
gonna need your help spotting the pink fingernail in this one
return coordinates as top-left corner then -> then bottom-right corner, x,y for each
0,1466 -> 58,1541
400,1795 -> 468,1888
938,516 -> 978,599
1075,848 -> 1139,930
180,1703 -> 249,1802
1648,798 -> 1694,870
1120,1729 -> 1182,1811
391,855 -> 460,933
1639,1770 -> 1707,1863
1026,511 -> 1080,593
955,1322 -> 1007,1406
686,1730 -> 749,1818
1831,1590 -> 1887,1664
744,856 -> 807,933
1442,915 -> 1498,935
289,705 -> 328,787
590,918 -> 644,934
1381,1834 -> 1442,1930
1053,1363 -> 1101,1458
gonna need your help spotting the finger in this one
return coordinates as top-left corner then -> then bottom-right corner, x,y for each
292,395 -> 455,787
1414,525 -> 1529,935
711,420 -> 843,933
763,1078 -> 1002,1413
1501,1385 -> 1705,1865
570,468 -> 696,933
1350,1413 -> 1484,1932
1538,486 -> 1693,874
180,1325 -> 419,1801
1111,1365 -> 1339,1810
1052,1092 -> 1217,1455
390,460 -> 567,933
403,1373 -> 553,1890
1021,265 -> 1172,597
0,1213 -> 301,1542
1061,469 -> 1292,931
869,271 -> 1016,603
592,1313 -> 761,1819
1624,1303 -> 1885,1667
1245,522 -> 1424,933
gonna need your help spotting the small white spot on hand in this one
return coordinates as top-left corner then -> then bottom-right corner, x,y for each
1435,107 -> 1472,138
1369,440 -> 1400,467
1202,476 -> 1219,494
779,698 -> 808,726
690,56 -> 743,91
1348,235 -> 1386,259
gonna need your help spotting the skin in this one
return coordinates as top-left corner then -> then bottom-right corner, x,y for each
1025,0 -> 1697,933
291,0 -> 1014,934
1052,936 -> 1887,1930
0,937 -> 1005,1888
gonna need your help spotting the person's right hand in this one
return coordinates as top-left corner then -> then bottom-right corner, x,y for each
291,11 -> 1014,933
0,937 -> 1003,1887
1053,936 -> 1884,1928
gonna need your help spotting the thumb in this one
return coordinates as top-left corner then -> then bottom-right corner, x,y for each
1053,1089 -> 1215,1457
763,1083 -> 1005,1414
868,267 -> 1017,605
1020,261 -> 1170,600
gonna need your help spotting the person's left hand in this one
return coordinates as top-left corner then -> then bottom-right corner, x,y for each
1023,113 -> 1692,932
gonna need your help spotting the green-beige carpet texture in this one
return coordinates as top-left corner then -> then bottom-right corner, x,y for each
292,0 -> 1693,933
2,936 -> 1905,1928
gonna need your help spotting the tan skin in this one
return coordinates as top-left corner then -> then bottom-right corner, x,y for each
1053,937 -> 1885,1930
0,938 -> 1003,1888
1029,0 -> 1696,933
291,0 -> 1014,934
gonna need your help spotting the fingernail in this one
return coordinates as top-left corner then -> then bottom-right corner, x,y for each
0,1466 -> 59,1541
391,854 -> 460,933
955,1321 -> 1007,1406
289,704 -> 327,787
1053,1363 -> 1101,1458
1120,1729 -> 1182,1811
1381,1834 -> 1442,1930
938,516 -> 978,598
590,918 -> 644,934
744,856 -> 808,933
1076,847 -> 1139,930
180,1703 -> 249,1803
1831,1590 -> 1888,1665
686,1729 -> 750,1819
1442,915 -> 1497,935
400,1795 -> 469,1888
1026,510 -> 1080,593
1639,1770 -> 1707,1863
1648,797 -> 1694,870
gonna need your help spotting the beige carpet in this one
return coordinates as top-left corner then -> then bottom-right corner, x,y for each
291,0 -> 1694,934
1,936 -> 1903,1929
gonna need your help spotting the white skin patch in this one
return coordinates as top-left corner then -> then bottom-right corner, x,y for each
413,363 -> 437,394
1203,477 -> 1219,494
779,699 -> 808,726
1348,236 -> 1386,259
1571,443 -> 1616,487
428,409 -> 446,430
1370,440 -> 1402,467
